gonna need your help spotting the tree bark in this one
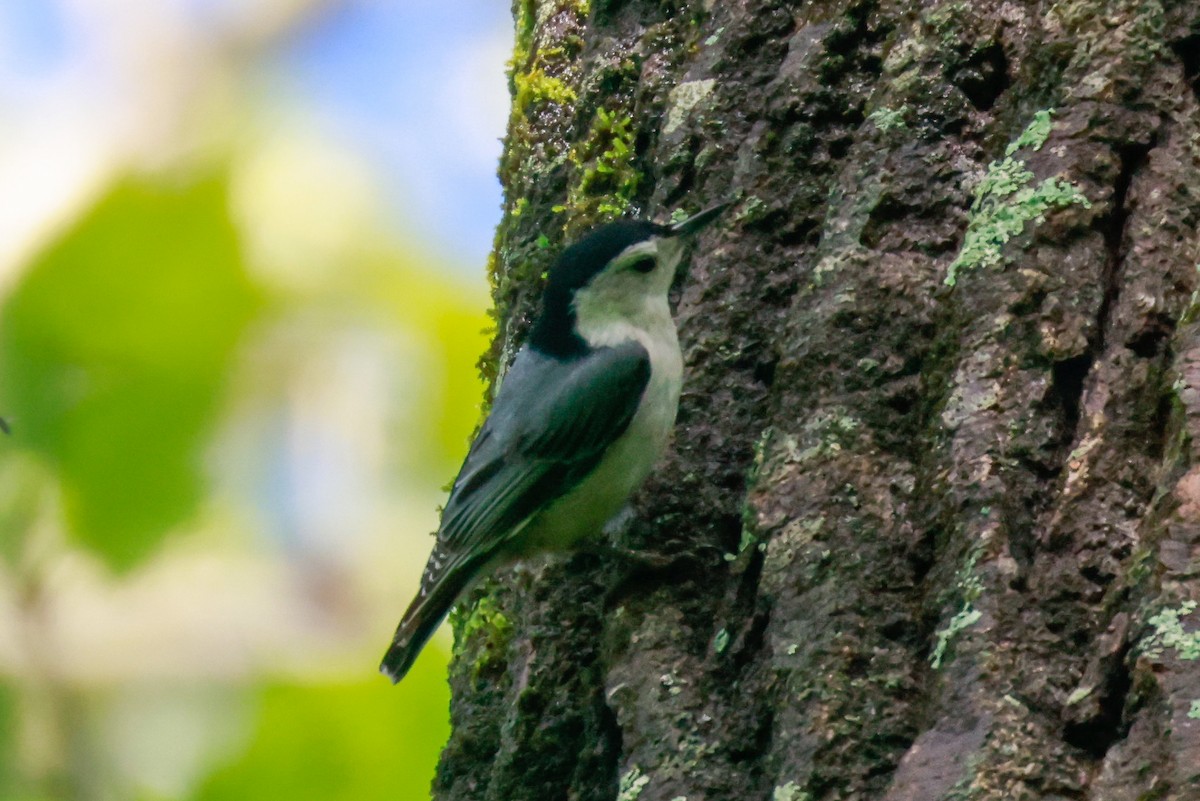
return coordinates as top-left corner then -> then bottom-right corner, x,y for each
435,0 -> 1200,799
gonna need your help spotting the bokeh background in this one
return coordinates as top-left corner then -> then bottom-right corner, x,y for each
0,1 -> 510,798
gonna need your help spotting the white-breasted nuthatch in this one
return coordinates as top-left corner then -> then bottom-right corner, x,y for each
381,203 -> 730,682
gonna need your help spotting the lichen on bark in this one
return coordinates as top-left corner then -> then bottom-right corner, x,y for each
433,0 -> 1200,799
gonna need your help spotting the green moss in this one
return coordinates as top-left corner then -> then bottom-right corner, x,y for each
489,0 -> 593,373
945,109 -> 1091,287
1142,600 -> 1200,660
513,68 -> 578,111
451,592 -> 514,675
713,628 -> 731,653
565,107 -> 642,224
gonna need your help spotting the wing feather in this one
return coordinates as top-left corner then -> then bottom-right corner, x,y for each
437,341 -> 650,558
382,340 -> 652,682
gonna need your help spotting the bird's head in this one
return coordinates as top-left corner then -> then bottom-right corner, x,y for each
531,203 -> 730,357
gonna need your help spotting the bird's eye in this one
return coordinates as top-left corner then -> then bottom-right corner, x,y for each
629,256 -> 656,273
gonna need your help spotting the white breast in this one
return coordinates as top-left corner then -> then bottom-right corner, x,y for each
516,294 -> 683,553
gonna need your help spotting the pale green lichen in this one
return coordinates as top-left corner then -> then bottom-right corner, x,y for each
1005,108 -> 1054,155
782,410 -> 862,464
1065,685 -> 1093,706
945,109 -> 1091,287
922,1 -> 970,48
729,429 -> 772,561
618,766 -> 650,801
930,548 -> 985,668
867,105 -> 908,132
664,79 -> 716,136
1143,600 -> 1200,660
725,526 -> 758,562
774,781 -> 810,801
1180,264 -> 1200,325
734,195 -> 767,224
931,606 -> 982,668
533,0 -> 590,27
1189,699 -> 1200,720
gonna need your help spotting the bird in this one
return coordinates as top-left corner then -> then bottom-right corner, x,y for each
380,202 -> 730,683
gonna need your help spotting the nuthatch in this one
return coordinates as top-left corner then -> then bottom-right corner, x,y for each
381,203 -> 730,682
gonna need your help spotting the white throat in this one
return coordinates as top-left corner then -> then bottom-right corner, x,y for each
571,237 -> 684,351
571,240 -> 684,398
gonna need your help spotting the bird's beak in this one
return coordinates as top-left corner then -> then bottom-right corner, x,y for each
667,200 -> 734,237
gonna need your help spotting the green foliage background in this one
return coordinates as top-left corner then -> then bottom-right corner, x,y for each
0,167 -> 484,799
0,177 -> 260,569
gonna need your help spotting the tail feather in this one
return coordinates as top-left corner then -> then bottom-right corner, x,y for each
380,565 -> 474,683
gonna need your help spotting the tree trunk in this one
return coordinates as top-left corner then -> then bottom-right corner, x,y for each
434,0 -> 1200,798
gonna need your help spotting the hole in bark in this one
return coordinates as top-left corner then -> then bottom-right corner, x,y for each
661,148 -> 696,202
1063,644 -> 1132,759
597,694 -> 623,795
754,358 -> 778,387
1009,286 -> 1048,316
1125,312 -> 1175,358
884,384 -> 917,416
733,602 -> 771,670
1051,354 -> 1093,435
860,191 -> 908,249
775,216 -> 820,247
1093,139 -> 1153,352
951,41 -> 1010,111
828,135 -> 853,159
1171,34 -> 1200,101
1080,564 -> 1114,587
1150,385 -> 1173,461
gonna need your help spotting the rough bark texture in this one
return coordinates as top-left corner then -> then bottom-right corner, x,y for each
435,1 -> 1200,799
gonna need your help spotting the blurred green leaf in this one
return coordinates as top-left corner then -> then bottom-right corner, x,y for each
0,175 -> 260,570
0,452 -> 55,565
193,660 -> 450,801
358,253 -> 490,477
0,682 -> 16,796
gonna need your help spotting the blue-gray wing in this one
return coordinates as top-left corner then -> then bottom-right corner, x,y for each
380,340 -> 650,681
437,340 -> 650,556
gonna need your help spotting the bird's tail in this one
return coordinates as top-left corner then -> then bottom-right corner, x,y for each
380,561 -> 475,683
